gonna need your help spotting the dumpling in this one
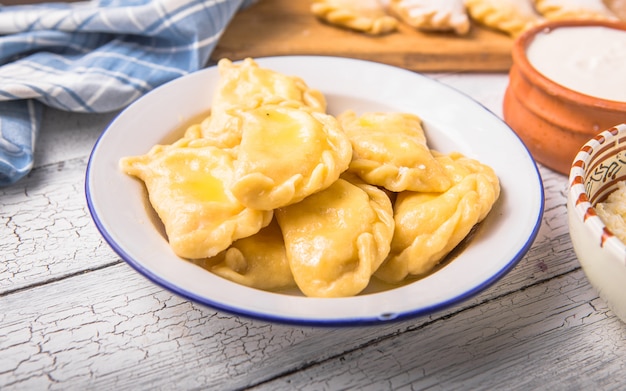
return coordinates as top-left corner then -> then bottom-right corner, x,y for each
311,0 -> 399,35
338,110 -> 451,193
374,151 -> 500,284
230,105 -> 353,210
120,137 -> 273,259
533,0 -> 618,21
275,176 -> 395,298
209,58 -> 326,113
202,58 -> 327,148
464,0 -> 543,36
389,0 -> 471,35
195,219 -> 296,291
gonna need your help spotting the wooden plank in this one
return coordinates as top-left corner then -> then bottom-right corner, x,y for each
250,270 -> 623,390
1,259 -> 621,390
0,263 -> 407,390
0,108 -> 117,294
35,109 -> 118,168
212,0 -> 514,72
0,156 -> 121,295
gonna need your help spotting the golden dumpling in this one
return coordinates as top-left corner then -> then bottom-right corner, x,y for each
533,0 -> 618,21
196,219 -> 296,291
211,58 -> 326,112
338,110 -> 451,193
276,177 -> 394,298
230,105 -> 353,210
374,151 -> 500,283
201,58 -> 327,148
120,137 -> 273,259
311,0 -> 399,35
389,0 -> 471,35
465,0 -> 543,36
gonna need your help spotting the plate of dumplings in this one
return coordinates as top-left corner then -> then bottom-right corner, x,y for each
86,56 -> 544,326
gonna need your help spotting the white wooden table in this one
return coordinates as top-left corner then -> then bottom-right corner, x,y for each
2,70 -> 625,391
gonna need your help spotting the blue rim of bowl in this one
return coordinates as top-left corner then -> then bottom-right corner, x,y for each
84,56 -> 545,327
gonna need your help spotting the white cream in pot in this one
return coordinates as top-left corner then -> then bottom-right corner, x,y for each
526,26 -> 626,102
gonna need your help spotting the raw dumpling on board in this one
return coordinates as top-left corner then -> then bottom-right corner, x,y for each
311,0 -> 399,35
533,0 -> 619,21
389,0 -> 471,34
276,176 -> 395,298
120,138 -> 273,260
230,105 -> 353,210
464,0 -> 543,36
375,151 -> 500,284
339,110 -> 452,193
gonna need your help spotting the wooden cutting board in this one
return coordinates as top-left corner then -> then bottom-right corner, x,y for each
212,0 -> 514,72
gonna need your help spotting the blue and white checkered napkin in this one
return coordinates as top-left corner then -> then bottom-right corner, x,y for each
0,0 -> 254,186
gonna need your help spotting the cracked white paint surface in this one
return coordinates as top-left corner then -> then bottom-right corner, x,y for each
1,158 -> 119,293
2,74 -> 625,390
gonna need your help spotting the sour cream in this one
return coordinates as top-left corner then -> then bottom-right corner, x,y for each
526,26 -> 626,102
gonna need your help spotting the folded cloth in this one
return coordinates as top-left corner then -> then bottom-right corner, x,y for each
0,0 -> 255,186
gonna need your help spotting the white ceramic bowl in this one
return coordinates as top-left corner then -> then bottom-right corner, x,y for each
86,56 -> 544,326
568,123 -> 626,323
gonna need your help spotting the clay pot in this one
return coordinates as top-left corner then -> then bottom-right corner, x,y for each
503,20 -> 626,175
